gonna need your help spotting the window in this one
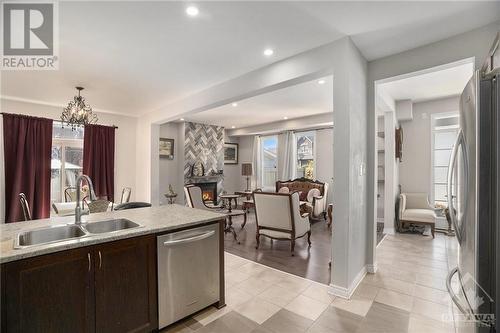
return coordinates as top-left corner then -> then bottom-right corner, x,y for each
296,131 -> 315,179
51,122 -> 84,203
432,115 -> 459,207
261,135 -> 278,190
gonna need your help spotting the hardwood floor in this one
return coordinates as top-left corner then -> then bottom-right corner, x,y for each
223,212 -> 333,285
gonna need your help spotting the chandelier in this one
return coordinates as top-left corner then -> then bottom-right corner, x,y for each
61,87 -> 98,129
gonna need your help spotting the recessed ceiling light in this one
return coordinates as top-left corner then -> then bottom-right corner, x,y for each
180,118 -> 185,121
318,79 -> 326,85
231,126 -> 236,129
186,6 -> 199,17
232,103 -> 238,107
263,48 -> 274,56
283,116 -> 288,120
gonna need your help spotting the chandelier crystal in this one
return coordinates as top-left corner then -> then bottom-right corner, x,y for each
61,87 -> 98,130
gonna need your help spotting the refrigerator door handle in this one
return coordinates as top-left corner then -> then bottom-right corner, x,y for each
447,130 -> 469,244
446,267 -> 471,315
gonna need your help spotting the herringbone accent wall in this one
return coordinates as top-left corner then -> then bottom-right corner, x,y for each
184,122 -> 224,193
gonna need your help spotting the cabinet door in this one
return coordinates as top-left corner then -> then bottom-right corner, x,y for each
94,235 -> 157,333
2,247 -> 95,333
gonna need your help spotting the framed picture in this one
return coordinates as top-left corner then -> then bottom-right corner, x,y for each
224,142 -> 239,164
159,138 -> 174,159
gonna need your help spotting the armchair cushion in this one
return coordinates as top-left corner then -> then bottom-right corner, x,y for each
260,229 -> 292,239
403,193 -> 433,210
401,209 -> 436,223
278,187 -> 290,194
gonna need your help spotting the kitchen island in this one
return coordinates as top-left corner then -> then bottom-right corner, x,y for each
0,205 -> 226,333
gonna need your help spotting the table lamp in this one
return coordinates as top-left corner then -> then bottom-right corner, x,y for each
241,163 -> 253,192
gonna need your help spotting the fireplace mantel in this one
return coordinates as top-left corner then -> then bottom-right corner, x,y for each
185,175 -> 223,183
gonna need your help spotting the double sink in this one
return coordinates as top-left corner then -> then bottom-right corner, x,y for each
14,219 -> 142,249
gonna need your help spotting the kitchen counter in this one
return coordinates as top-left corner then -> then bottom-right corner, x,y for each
0,204 -> 225,264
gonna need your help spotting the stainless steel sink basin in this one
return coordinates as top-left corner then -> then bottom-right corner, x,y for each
15,225 -> 87,248
85,219 -> 141,234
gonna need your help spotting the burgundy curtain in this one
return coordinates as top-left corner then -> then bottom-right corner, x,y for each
83,124 -> 115,201
3,113 -> 53,222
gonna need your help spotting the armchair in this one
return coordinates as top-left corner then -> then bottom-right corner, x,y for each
399,193 -> 436,238
184,185 -> 221,210
276,178 -> 329,220
185,185 -> 246,242
253,191 -> 311,255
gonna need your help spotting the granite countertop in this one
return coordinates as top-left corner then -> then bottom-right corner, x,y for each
0,205 -> 225,264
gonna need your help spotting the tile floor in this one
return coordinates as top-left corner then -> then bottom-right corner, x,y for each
160,232 -> 459,333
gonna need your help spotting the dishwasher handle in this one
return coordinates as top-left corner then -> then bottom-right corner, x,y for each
163,230 -> 215,246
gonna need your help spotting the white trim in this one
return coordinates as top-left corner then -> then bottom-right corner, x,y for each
375,57 -> 475,86
328,265 -> 367,300
430,112 -> 459,205
367,263 -> 378,274
383,226 -> 395,235
0,95 -> 138,118
376,233 -> 388,247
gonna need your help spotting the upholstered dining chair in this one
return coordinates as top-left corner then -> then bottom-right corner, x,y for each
184,185 -> 247,241
120,187 -> 132,204
87,200 -> 110,213
114,202 -> 151,210
64,186 -> 88,203
19,193 -> 32,221
241,188 -> 262,213
253,191 -> 311,256
184,185 -> 221,210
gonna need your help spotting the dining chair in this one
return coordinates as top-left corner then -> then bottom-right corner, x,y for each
64,186 -> 88,203
19,193 -> 32,221
87,200 -> 110,213
114,202 -> 152,210
120,187 -> 132,204
184,185 -> 222,210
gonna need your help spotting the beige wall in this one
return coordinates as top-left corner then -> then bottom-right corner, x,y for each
0,99 -> 138,222
398,96 -> 459,195
367,21 -> 500,269
158,122 -> 185,205
225,127 -> 333,202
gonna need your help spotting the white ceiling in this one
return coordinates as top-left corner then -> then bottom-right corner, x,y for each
1,1 -> 498,116
183,76 -> 333,129
378,62 -> 474,103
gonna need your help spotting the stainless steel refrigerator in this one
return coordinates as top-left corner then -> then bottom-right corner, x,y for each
447,34 -> 499,333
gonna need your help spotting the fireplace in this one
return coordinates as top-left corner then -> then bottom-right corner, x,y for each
195,182 -> 218,205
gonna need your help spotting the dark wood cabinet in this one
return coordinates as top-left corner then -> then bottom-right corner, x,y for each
2,247 -> 95,333
94,235 -> 157,333
1,235 -> 157,333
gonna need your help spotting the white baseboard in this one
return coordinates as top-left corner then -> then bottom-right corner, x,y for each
328,265 -> 367,299
366,263 -> 378,274
384,227 -> 395,235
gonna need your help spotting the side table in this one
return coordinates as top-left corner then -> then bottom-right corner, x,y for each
164,193 -> 178,204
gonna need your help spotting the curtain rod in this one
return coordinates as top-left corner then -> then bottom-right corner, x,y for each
0,112 -> 118,129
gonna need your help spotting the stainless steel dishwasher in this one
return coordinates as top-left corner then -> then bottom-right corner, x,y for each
157,223 -> 220,329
